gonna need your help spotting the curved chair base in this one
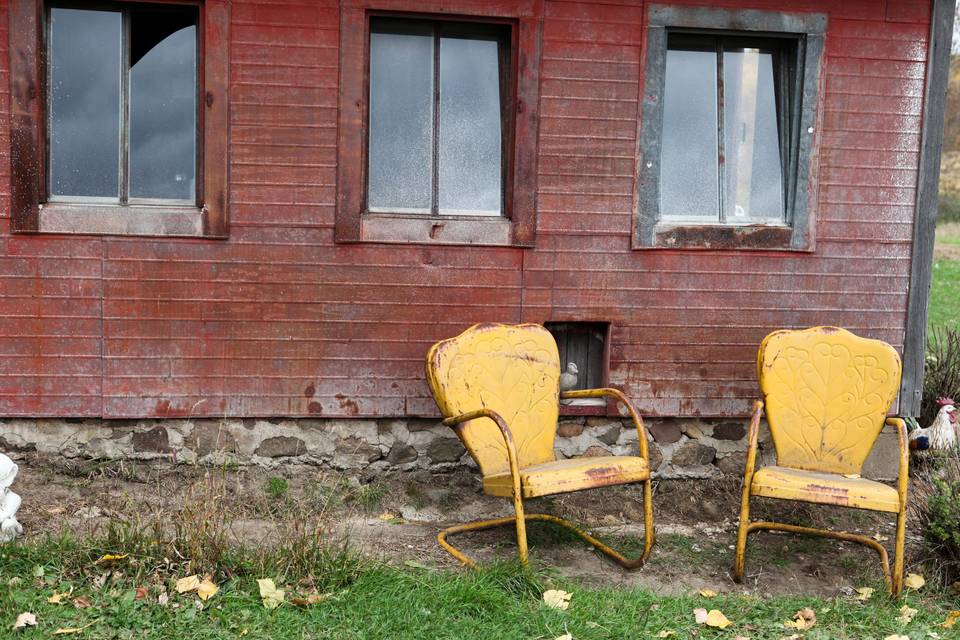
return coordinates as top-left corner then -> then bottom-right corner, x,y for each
734,520 -> 892,591
438,512 -> 654,570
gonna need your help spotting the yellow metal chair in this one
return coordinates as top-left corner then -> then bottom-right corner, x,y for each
425,322 -> 655,569
733,326 -> 909,595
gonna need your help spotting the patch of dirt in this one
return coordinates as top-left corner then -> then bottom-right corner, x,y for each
934,242 -> 960,260
7,455 -> 920,598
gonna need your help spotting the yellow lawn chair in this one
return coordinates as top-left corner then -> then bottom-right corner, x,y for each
425,322 -> 655,569
733,326 -> 909,595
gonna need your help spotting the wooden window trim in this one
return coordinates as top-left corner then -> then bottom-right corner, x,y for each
336,0 -> 542,247
634,5 -> 826,251
8,0 -> 230,238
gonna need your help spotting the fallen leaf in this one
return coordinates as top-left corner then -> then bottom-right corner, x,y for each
905,573 -> 926,590
175,575 -> 200,594
897,605 -> 917,624
854,586 -> 875,601
655,632 -> 675,638
694,608 -> 708,624
197,578 -> 218,602
71,597 -> 90,609
784,608 -> 816,630
873,533 -> 890,542
542,589 -> 572,610
47,589 -> 72,605
94,554 -> 128,565
941,610 -> 960,628
257,578 -> 285,610
53,624 -> 93,636
733,637 -> 751,640
699,588 -> 717,597
705,610 -> 732,629
883,635 -> 909,640
290,593 -> 330,607
31,566 -> 44,579
13,612 -> 36,630
157,592 -> 169,607
378,512 -> 397,521
8,577 -> 22,587
553,635 -> 572,640
134,587 -> 149,601
91,574 -> 107,590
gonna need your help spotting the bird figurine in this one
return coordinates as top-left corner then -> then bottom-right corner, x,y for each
0,454 -> 22,543
909,397 -> 958,451
559,362 -> 579,392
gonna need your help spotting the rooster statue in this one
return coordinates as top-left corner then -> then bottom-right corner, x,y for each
909,397 -> 958,451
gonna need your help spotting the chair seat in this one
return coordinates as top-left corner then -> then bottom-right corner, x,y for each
751,466 -> 900,513
483,456 -> 650,499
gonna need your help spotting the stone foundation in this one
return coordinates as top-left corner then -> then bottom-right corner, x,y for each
0,416 -> 900,480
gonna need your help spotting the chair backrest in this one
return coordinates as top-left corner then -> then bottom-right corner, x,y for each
425,323 -> 560,477
757,326 -> 902,475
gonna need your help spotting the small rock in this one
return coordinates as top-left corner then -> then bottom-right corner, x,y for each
427,438 -> 464,463
255,436 -> 307,458
648,443 -> 664,471
557,421 -> 585,438
386,443 -> 418,465
682,424 -> 703,439
596,426 -> 621,446
583,445 -> 611,457
716,451 -> 748,476
132,427 -> 172,453
713,422 -> 746,441
74,506 -> 102,519
671,441 -> 717,467
647,421 -> 682,444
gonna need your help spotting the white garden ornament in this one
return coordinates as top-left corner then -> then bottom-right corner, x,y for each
0,453 -> 22,542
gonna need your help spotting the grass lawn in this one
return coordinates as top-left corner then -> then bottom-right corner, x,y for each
1,537 -> 958,640
931,222 -> 960,330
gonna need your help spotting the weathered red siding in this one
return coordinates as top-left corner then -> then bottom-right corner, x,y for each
0,0 -> 931,418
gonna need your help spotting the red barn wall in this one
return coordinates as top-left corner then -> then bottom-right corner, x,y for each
0,0 -> 930,419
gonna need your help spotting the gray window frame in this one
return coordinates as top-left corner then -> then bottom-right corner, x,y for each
635,6 -> 826,251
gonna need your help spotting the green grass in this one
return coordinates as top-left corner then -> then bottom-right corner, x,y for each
930,258 -> 960,330
0,538 -> 957,639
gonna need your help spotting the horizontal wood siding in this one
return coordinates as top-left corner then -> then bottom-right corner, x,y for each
0,0 -> 930,418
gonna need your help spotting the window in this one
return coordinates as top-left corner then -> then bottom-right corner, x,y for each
335,2 -> 542,246
368,19 -> 508,217
8,0 -> 230,237
48,3 -> 197,204
636,7 -> 826,250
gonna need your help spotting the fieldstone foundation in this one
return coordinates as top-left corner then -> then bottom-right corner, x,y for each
0,416 -> 900,480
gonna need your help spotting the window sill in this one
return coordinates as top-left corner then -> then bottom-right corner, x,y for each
357,213 -> 514,246
26,203 -> 226,238
641,223 -> 812,251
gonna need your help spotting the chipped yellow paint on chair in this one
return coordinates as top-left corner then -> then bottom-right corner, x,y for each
758,327 -> 902,475
735,327 -> 910,596
426,322 -> 560,477
426,323 -> 655,570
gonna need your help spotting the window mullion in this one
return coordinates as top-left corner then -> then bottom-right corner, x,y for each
119,8 -> 130,204
431,25 -> 441,217
716,39 -> 725,224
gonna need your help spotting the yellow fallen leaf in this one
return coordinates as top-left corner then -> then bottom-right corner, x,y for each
71,597 -> 90,609
13,612 -> 36,629
175,575 -> 200,594
698,588 -> 717,597
94,554 -> 128,565
655,632 -> 675,638
47,589 -> 72,605
53,623 -> 93,635
705,609 -> 731,629
694,608 -> 708,624
257,578 -> 285,610
942,610 -> 960,628
873,533 -> 890,542
733,637 -> 751,640
553,635 -> 572,640
784,607 -> 816,630
542,589 -> 572,610
897,605 -> 917,624
378,512 -> 396,521
290,594 -> 331,607
905,573 -> 926,590
197,578 -> 218,602
883,635 -> 909,640
854,586 -> 875,601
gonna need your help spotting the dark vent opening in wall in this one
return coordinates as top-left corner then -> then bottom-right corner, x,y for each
545,322 -> 608,406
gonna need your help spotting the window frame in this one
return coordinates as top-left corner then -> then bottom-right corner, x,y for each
335,0 -> 542,247
8,0 -> 230,238
635,6 -> 826,251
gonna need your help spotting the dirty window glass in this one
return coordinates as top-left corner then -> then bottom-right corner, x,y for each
660,35 -> 789,225
48,8 -> 122,199
47,3 -> 198,204
367,19 -> 507,217
129,7 -> 197,201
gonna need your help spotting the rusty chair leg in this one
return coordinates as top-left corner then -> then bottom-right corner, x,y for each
438,512 -> 652,570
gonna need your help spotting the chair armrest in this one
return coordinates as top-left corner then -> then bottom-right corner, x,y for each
442,409 -> 522,495
885,417 -> 909,506
561,388 -> 650,462
743,400 -> 764,486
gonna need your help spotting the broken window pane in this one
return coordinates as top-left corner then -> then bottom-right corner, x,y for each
438,36 -> 502,216
129,7 -> 197,201
48,8 -> 121,199
723,49 -> 784,223
367,22 -> 434,213
660,48 -> 719,219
